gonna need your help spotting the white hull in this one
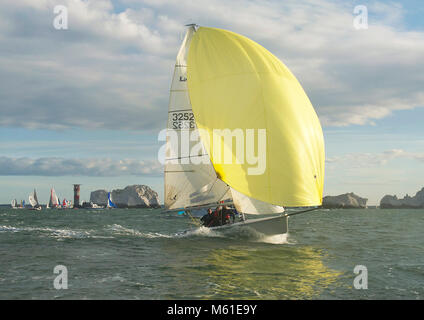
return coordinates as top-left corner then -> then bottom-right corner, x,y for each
179,214 -> 288,237
209,214 -> 288,236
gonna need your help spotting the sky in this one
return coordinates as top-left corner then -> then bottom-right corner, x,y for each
0,0 -> 423,205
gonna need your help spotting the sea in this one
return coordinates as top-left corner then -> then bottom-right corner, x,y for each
0,207 -> 423,300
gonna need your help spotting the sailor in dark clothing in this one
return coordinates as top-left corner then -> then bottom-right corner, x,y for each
208,206 -> 222,227
201,208 -> 214,227
202,206 -> 236,227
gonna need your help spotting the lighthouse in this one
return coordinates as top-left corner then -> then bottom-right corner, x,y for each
73,184 -> 81,208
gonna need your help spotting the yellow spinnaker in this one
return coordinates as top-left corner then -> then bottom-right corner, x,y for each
187,27 -> 324,207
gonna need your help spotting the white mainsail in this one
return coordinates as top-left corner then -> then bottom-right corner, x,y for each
164,26 -> 232,211
29,194 -> 36,207
49,188 -> 59,208
11,199 -> 17,208
29,189 -> 40,208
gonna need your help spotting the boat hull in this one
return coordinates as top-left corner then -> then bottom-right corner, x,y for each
209,214 -> 288,236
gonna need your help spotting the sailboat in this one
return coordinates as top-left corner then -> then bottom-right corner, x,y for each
164,25 -> 325,237
48,188 -> 60,209
28,189 -> 42,211
11,199 -> 18,209
107,192 -> 117,209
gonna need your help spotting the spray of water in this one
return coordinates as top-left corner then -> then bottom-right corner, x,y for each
175,224 -> 290,244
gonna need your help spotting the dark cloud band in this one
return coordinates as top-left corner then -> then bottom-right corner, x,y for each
0,156 -> 162,176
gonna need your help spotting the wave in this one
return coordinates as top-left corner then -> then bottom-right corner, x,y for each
0,223 -> 290,244
0,225 -> 20,232
174,226 -> 225,238
97,275 -> 126,283
106,224 -> 172,239
0,223 -> 174,240
174,225 -> 290,244
0,225 -> 94,239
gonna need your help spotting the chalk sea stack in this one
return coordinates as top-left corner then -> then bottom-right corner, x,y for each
380,187 -> 424,209
90,185 -> 160,208
322,192 -> 368,209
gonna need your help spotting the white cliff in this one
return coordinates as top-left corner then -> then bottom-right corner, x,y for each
89,190 -> 108,206
380,187 -> 424,208
322,192 -> 368,209
90,185 -> 160,208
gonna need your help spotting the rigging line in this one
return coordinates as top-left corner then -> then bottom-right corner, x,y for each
203,177 -> 219,200
186,210 -> 202,227
200,178 -> 230,210
168,109 -> 192,113
166,154 -> 207,161
218,185 -> 231,202
284,207 -> 321,217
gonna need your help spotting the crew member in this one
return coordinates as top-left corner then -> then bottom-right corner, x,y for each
201,208 -> 213,227
222,206 -> 235,224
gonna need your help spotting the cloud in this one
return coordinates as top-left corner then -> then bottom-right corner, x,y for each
0,0 -> 176,131
0,156 -> 163,176
326,149 -> 424,168
0,0 -> 423,130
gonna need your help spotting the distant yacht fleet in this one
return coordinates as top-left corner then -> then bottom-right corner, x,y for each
10,187 -> 117,210
11,188 -> 72,210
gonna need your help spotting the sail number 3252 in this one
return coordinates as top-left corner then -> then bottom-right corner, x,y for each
170,111 -> 196,129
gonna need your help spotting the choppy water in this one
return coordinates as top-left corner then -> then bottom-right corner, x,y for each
0,207 -> 423,299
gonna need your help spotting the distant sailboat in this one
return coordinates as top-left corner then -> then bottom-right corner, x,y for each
28,189 -> 42,210
164,25 -> 325,237
48,188 -> 59,209
11,199 -> 17,209
107,192 -> 117,209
